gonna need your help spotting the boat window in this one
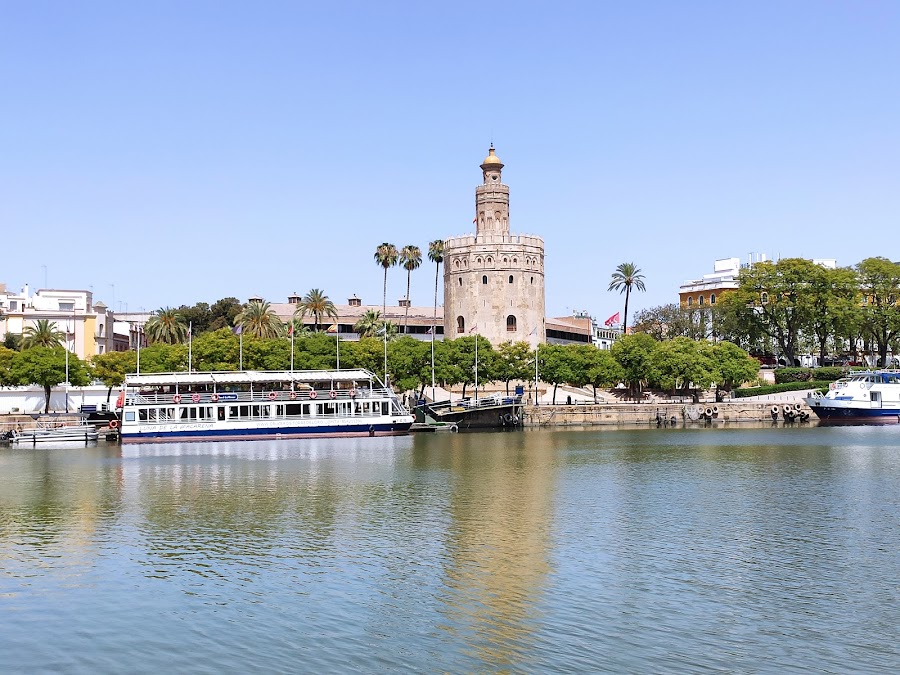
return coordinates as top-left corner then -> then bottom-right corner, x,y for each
218,407 -> 226,421
382,402 -> 389,416
303,404 -> 311,416
125,411 -> 135,422
261,405 -> 271,418
139,409 -> 148,421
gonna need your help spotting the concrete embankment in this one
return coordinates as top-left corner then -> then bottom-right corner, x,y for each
521,399 -> 812,427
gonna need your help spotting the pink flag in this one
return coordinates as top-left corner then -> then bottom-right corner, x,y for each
604,312 -> 620,327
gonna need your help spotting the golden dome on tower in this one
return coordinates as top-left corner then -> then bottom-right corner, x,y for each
480,145 -> 504,169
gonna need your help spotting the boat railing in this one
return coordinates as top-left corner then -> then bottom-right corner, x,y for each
126,388 -> 394,406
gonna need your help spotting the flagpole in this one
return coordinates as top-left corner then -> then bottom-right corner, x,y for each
474,330 -> 478,404
430,328 -> 435,403
336,331 -> 340,370
188,321 -> 192,372
290,326 -> 295,373
535,342 -> 539,407
383,325 -> 388,388
239,330 -> 243,370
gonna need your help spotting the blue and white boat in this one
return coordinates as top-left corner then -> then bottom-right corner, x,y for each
119,369 -> 414,443
805,370 -> 900,421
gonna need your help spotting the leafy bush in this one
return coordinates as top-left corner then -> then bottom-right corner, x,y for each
813,367 -> 843,382
733,381 -> 832,398
774,367 -> 814,383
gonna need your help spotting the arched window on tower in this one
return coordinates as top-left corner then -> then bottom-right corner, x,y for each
508,275 -> 513,283
506,315 -> 517,332
457,316 -> 465,334
687,297 -> 693,307
482,275 -> 488,284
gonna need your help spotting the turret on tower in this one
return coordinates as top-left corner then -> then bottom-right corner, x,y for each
475,144 -> 510,236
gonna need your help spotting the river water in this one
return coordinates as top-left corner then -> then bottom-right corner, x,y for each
1,426 -> 899,673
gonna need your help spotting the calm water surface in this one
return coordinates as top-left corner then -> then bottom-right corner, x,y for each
1,427 -> 899,673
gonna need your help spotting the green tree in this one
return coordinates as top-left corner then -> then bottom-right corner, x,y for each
3,333 -> 22,351
648,337 -> 715,402
632,303 -> 711,341
428,239 -> 444,347
608,262 -> 647,333
296,288 -> 338,332
857,257 -> 900,366
177,302 -> 211,335
450,335 -> 497,398
0,345 -> 18,385
611,333 -> 657,400
11,347 -> 91,413
91,350 -> 138,404
721,258 -> 817,365
584,349 -> 625,402
146,307 -> 188,344
209,297 -> 243,332
388,336 -> 430,394
374,242 -> 399,316
22,319 -> 64,349
807,265 -> 860,364
191,328 -> 240,371
137,343 -> 188,372
399,244 -> 422,333
537,343 -> 573,404
236,300 -> 285,339
702,341 -> 760,395
354,309 -> 383,338
495,341 -> 533,395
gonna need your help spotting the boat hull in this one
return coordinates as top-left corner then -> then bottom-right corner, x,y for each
805,398 -> 900,422
121,420 -> 413,443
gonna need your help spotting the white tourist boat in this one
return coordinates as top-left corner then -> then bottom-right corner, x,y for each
805,370 -> 900,421
118,369 -> 414,443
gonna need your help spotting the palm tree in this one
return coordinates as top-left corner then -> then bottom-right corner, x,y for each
428,239 -> 444,334
399,244 -> 422,332
296,288 -> 338,332
354,309 -> 383,338
22,319 -> 64,349
374,242 -> 399,317
608,262 -> 647,334
145,308 -> 188,344
236,300 -> 285,339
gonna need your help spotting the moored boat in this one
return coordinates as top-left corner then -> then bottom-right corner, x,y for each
119,369 -> 414,443
3,422 -> 99,445
805,370 -> 900,421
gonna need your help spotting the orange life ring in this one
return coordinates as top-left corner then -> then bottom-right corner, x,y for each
308,390 -> 317,399
289,391 -> 297,400
173,394 -> 182,404
268,391 -> 277,401
211,393 -> 219,402
191,393 -> 201,403
109,419 -> 119,430
330,390 -> 337,399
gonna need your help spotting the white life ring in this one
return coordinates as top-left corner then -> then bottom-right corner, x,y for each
191,393 -> 201,403
289,391 -> 297,400
330,390 -> 337,399
211,393 -> 219,402
173,394 -> 182,404
308,390 -> 317,399
109,419 -> 119,430
268,391 -> 277,401
349,388 -> 357,398
829,382 -> 835,390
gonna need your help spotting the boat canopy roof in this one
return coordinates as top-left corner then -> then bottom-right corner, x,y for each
124,369 -> 376,387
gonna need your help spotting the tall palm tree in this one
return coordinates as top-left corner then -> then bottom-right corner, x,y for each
374,242 -> 399,317
145,308 -> 188,344
236,300 -> 285,339
608,262 -> 647,334
22,319 -> 64,349
296,288 -> 338,332
354,309 -> 383,338
428,239 -> 444,333
399,244 -> 422,332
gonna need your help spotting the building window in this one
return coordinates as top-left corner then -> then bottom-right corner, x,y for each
687,297 -> 693,307
457,316 -> 465,334
530,277 -> 534,284
59,302 -> 75,312
482,275 -> 488,285
698,296 -> 705,306
508,275 -> 513,283
761,292 -> 769,305
710,294 -> 716,305
458,278 -> 462,286
9,301 -> 17,311
507,315 -> 517,332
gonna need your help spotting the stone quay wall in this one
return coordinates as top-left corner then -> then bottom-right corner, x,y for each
522,400 -> 813,427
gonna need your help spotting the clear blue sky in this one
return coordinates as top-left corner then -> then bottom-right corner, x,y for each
2,1 -> 898,320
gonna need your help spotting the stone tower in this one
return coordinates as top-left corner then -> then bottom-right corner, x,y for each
443,146 -> 546,347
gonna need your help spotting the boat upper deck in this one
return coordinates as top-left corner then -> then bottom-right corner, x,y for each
124,369 -> 378,388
